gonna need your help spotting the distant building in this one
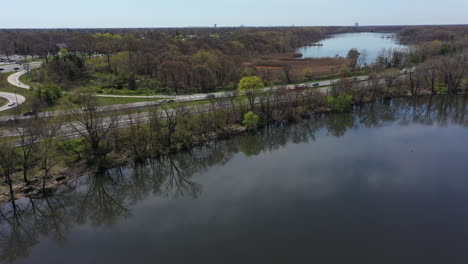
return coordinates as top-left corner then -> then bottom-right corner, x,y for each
355,22 -> 359,29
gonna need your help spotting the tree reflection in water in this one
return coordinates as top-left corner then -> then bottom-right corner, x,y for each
0,95 -> 466,263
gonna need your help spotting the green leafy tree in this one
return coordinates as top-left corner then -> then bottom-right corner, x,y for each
242,111 -> 260,130
303,68 -> 313,81
35,84 -> 62,106
327,93 -> 353,111
339,66 -> 351,77
435,83 -> 448,93
94,33 -> 123,72
59,48 -> 69,55
238,76 -> 264,110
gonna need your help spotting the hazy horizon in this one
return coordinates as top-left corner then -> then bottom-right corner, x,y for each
0,0 -> 466,29
1,23 -> 467,30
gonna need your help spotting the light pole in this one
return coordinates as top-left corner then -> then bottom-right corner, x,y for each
14,87 -> 19,110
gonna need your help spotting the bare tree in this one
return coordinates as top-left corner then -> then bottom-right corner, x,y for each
127,111 -> 149,160
421,60 -> 441,94
16,120 -> 41,183
38,119 -> 61,191
67,92 -> 120,160
226,89 -> 240,122
0,141 -> 19,201
439,56 -> 465,93
367,72 -> 382,100
357,49 -> 369,69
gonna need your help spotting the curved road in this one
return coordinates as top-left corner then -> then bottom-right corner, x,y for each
7,70 -> 31,89
0,92 -> 26,112
0,70 -> 30,112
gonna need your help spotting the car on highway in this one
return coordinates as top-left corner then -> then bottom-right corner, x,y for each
23,111 -> 36,116
83,107 -> 97,112
13,67 -> 20,71
7,101 -> 15,107
313,83 -> 320,87
206,94 -> 216,99
295,84 -> 306,89
0,68 -> 4,71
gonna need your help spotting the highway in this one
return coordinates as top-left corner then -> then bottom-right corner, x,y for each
0,61 -> 42,74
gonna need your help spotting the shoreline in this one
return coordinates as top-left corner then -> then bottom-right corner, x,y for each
0,91 -> 465,206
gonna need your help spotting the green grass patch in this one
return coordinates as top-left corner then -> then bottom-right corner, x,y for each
19,72 -> 42,88
97,96 -> 165,105
0,97 -> 7,107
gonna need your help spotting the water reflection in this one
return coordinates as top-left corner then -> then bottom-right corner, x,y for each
0,95 -> 467,263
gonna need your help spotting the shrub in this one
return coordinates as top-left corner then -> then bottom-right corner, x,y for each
339,66 -> 351,77
303,68 -> 313,81
327,93 -> 353,111
242,111 -> 260,130
35,84 -> 63,106
435,83 -> 449,93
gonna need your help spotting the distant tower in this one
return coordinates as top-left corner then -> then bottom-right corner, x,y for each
355,22 -> 359,29
214,24 -> 217,28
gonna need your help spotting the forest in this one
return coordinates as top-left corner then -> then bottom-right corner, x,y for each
1,25 -> 467,99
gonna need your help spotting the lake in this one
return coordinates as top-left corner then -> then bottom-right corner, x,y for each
297,32 -> 408,65
1,95 -> 468,264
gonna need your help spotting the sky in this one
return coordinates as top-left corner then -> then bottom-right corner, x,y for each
1,0 -> 467,28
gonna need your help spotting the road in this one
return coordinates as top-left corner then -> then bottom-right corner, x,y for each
7,71 -> 31,89
0,92 -> 26,112
0,61 -> 42,74
0,62 -> 42,112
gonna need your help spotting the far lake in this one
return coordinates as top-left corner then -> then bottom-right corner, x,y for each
297,32 -> 408,64
1,95 -> 468,263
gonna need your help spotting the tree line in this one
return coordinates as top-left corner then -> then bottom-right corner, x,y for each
2,27 -> 326,93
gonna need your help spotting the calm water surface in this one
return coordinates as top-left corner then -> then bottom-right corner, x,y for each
297,32 -> 408,64
1,95 -> 468,264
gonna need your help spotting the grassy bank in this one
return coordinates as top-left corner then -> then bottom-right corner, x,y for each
0,97 -> 7,107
